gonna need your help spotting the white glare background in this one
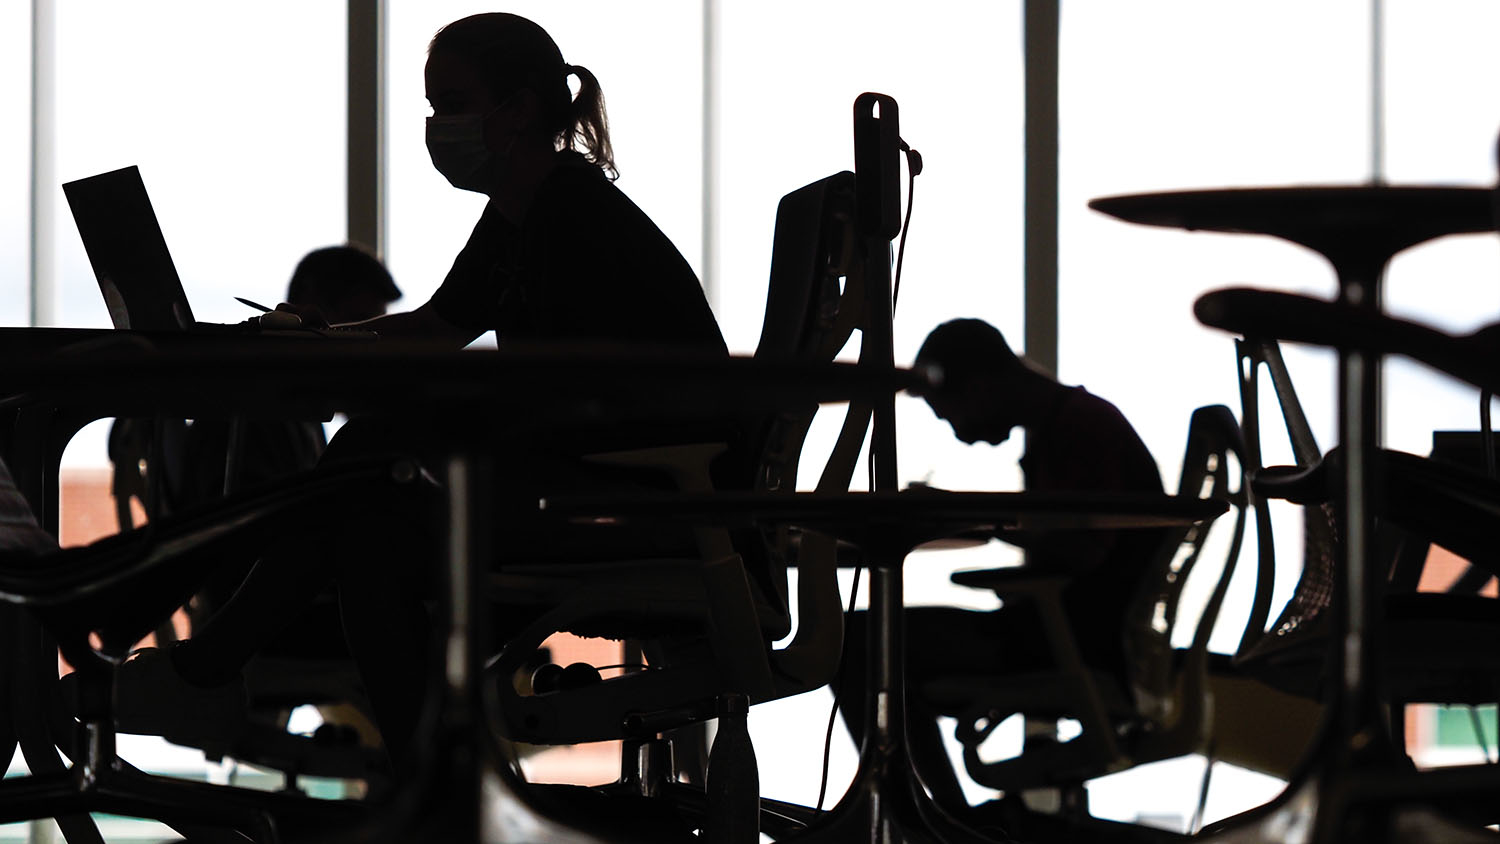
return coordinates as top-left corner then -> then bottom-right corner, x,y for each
4,0 -> 1499,835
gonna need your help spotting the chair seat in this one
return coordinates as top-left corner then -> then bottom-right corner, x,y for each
1236,593 -> 1500,704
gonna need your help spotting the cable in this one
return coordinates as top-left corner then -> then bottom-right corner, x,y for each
890,142 -> 922,312
815,562 -> 864,812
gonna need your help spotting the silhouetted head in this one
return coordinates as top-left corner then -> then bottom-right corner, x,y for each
425,13 -> 615,197
286,244 -> 401,324
914,319 -> 1031,445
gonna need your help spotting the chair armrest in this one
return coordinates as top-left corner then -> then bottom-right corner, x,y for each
1252,460 -> 1331,504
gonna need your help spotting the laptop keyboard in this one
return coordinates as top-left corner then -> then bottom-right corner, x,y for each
191,321 -> 379,340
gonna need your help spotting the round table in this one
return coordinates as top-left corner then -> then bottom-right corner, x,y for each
1089,185 -> 1494,303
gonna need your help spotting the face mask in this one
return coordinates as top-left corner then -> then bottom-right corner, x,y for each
426,105 -> 504,193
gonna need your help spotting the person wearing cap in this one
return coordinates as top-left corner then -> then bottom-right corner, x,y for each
285,243 -> 402,326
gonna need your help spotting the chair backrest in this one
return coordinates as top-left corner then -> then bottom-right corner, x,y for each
731,171 -> 867,647
1124,404 -> 1248,724
747,170 -> 863,499
483,174 -> 875,743
753,171 -> 861,367
1231,337 -> 1337,667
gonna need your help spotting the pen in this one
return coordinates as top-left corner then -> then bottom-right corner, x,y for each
235,297 -> 273,313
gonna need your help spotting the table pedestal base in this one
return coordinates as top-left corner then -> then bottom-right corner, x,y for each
790,746 -> 1000,844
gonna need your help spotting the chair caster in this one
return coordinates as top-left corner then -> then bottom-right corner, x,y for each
531,662 -> 602,695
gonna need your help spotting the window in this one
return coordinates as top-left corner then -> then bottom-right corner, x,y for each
46,2 -> 347,472
0,3 -> 30,327
50,2 -> 347,331
1380,0 -> 1500,456
1059,1 -> 1371,828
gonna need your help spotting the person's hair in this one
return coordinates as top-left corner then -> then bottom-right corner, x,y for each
429,13 -> 617,180
286,244 -> 400,307
913,318 -> 1021,393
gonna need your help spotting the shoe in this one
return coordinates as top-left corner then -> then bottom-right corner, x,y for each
66,646 -> 250,753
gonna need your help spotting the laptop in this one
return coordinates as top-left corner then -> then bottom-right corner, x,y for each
63,166 -> 196,331
62,165 -> 376,338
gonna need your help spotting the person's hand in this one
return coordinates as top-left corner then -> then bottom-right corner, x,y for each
271,302 -> 329,328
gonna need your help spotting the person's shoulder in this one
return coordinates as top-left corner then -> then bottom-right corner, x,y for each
537,151 -> 617,202
1058,386 -> 1137,438
530,153 -> 683,255
1061,385 -> 1118,418
1058,385 -> 1162,486
525,154 -> 629,231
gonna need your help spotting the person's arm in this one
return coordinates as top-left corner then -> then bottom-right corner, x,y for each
273,301 -> 481,347
343,302 -> 480,346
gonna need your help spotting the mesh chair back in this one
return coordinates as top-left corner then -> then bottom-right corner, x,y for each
737,172 -> 864,625
1232,338 -> 1338,674
1125,404 -> 1248,722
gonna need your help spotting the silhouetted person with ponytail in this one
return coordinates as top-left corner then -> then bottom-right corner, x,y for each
101,13 -> 727,772
275,15 -> 721,352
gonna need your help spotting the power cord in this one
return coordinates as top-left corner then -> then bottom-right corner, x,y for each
890,140 -> 923,311
815,562 -> 863,811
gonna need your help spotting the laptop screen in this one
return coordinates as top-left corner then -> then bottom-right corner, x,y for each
62,165 -> 195,331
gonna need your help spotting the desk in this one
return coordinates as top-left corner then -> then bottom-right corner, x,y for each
0,329 -> 916,528
1088,186 -> 1493,294
0,330 -> 921,843
546,489 -> 1222,539
0,330 -> 911,420
1194,287 -> 1500,397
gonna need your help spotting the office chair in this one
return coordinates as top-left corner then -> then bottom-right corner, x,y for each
0,453 -> 426,842
1197,336 -> 1500,838
925,404 -> 1247,836
484,171 -> 872,840
1231,338 -> 1500,714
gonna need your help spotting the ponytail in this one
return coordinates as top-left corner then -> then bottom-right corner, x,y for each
429,15 -> 618,180
563,63 -> 617,181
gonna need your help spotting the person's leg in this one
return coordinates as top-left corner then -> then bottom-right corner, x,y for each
333,507 -> 437,770
172,416 -> 434,688
325,446 -> 681,766
171,539 -> 337,687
